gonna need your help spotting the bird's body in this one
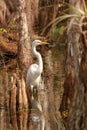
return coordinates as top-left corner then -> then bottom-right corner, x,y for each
26,40 -> 48,98
26,64 -> 41,87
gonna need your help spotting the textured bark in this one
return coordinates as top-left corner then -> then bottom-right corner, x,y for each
44,50 -> 65,130
79,16 -> 87,130
66,18 -> 81,130
10,74 -> 18,130
18,110 -> 28,130
60,19 -> 79,116
44,50 -> 56,129
9,74 -> 29,130
60,0 -> 87,130
60,0 -> 82,110
17,80 -> 23,110
26,0 -> 39,36
10,74 -> 17,110
18,0 -> 32,77
21,77 -> 28,108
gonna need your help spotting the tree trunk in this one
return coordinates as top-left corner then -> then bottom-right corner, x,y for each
66,17 -> 81,130
18,0 -> 32,77
44,50 -> 57,129
26,0 -> 39,36
60,0 -> 87,130
67,14 -> 87,130
17,0 -> 33,110
79,15 -> 87,130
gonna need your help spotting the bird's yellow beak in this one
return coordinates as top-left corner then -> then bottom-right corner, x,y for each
41,41 -> 49,45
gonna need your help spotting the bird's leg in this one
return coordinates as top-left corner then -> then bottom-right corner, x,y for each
31,85 -> 38,100
33,86 -> 38,94
31,85 -> 33,93
33,86 -> 38,100
31,85 -> 34,100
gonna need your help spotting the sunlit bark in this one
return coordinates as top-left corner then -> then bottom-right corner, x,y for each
18,0 -> 32,76
10,74 -> 18,130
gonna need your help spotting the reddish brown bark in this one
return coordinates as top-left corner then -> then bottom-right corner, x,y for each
18,0 -> 32,77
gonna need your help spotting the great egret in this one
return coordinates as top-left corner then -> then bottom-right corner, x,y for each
26,40 -> 48,99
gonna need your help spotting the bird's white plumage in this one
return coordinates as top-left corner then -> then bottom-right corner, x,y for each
26,63 -> 41,86
26,40 -> 48,130
26,40 -> 48,98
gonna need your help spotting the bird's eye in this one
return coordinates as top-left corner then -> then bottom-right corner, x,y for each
38,41 -> 41,44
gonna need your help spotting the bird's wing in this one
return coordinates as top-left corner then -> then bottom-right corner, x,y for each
26,64 -> 39,83
29,64 -> 39,74
26,63 -> 42,87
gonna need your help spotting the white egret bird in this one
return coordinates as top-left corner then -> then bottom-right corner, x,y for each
26,40 -> 48,99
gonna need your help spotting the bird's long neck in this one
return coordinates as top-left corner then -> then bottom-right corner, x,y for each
32,44 -> 43,73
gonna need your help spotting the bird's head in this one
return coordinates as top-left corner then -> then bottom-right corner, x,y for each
32,40 -> 49,46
